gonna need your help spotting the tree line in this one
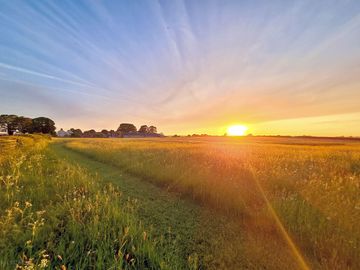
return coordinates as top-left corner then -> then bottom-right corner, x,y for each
0,114 -> 56,135
59,123 -> 160,138
1,114 -> 161,138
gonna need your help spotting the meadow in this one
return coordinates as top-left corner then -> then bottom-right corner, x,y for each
1,135 -> 360,269
0,135 -> 181,269
64,136 -> 360,269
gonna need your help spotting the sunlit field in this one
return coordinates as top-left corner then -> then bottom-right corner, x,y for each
2,0 -> 360,269
0,136 -> 179,269
64,136 -> 360,269
1,135 -> 360,269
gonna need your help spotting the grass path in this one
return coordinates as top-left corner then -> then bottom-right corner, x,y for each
50,141 -> 302,269
50,142 -> 252,269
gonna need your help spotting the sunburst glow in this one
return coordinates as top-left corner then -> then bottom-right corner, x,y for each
227,125 -> 248,136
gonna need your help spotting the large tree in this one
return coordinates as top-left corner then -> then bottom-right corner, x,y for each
0,115 -> 33,134
70,128 -> 83,138
32,117 -> 56,135
138,125 -> 149,134
149,126 -> 157,134
0,115 -> 56,135
117,123 -> 137,135
0,114 -> 18,135
83,129 -> 97,138
101,129 -> 109,137
15,116 -> 33,133
109,130 -> 117,137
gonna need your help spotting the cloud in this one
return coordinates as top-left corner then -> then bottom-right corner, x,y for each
0,0 -> 359,135
0,62 -> 96,88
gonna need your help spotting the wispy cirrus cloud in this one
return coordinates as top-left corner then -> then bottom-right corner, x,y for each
0,0 -> 359,135
0,62 -> 96,88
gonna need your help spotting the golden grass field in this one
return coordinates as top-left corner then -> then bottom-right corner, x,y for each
1,135 -> 360,269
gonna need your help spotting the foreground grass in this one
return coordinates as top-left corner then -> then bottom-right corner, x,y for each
2,135 -> 359,269
0,136 -> 179,269
51,142 -> 258,269
64,137 -> 360,269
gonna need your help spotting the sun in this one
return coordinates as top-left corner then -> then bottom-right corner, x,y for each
227,125 -> 248,136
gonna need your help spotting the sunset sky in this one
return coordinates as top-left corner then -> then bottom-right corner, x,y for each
0,0 -> 359,136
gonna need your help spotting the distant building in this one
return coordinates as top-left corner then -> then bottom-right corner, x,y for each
57,128 -> 70,137
13,130 -> 23,135
0,124 -> 8,136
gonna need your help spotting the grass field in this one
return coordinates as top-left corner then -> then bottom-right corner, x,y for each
0,135 -> 182,269
1,135 -> 360,269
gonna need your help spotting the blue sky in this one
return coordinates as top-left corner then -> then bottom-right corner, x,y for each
0,0 -> 359,135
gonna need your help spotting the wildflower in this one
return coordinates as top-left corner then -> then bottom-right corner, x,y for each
39,258 -> 49,268
36,210 -> 46,216
25,201 -> 32,208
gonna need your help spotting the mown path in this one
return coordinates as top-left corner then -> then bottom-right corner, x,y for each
50,142 -> 249,269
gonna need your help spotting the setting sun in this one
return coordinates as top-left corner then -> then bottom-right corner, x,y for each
227,125 -> 248,136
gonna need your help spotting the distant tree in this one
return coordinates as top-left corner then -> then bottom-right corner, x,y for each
0,114 -> 7,126
94,132 -> 104,138
109,130 -> 117,137
32,117 -> 56,135
70,128 -> 83,138
148,126 -> 157,134
16,117 -> 33,133
138,125 -> 149,134
83,129 -> 97,138
0,114 -> 18,135
117,123 -> 137,136
1,115 -> 57,135
115,130 -> 122,137
101,129 -> 109,137
0,114 -> 17,126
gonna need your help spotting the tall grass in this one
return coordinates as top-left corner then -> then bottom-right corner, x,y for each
64,137 -> 360,269
0,136 -> 177,269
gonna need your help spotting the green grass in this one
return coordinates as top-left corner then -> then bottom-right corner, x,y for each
51,141 -> 257,269
0,136 -> 181,269
2,135 -> 360,269
63,137 -> 360,269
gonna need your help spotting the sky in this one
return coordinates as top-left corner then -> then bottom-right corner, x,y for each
0,0 -> 359,136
